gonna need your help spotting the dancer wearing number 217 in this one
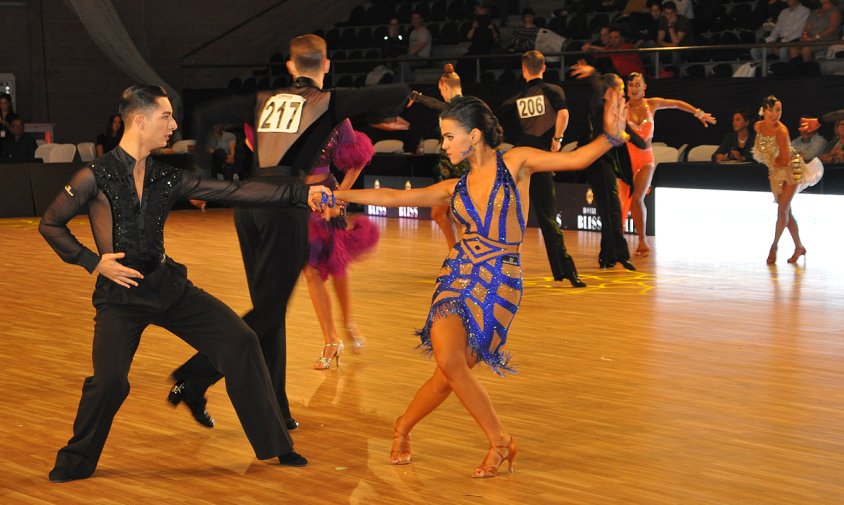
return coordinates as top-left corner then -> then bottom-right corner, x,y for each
333,93 -> 629,478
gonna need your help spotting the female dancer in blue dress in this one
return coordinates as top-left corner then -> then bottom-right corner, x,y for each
334,92 -> 629,478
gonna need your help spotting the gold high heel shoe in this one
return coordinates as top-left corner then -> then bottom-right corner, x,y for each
313,341 -> 344,370
390,416 -> 412,465
472,437 -> 517,478
787,246 -> 806,264
766,246 -> 777,265
347,324 -> 366,354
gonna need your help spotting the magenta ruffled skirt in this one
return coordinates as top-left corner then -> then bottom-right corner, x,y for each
308,213 -> 379,280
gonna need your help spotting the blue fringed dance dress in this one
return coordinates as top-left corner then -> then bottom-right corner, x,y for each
417,151 -> 526,375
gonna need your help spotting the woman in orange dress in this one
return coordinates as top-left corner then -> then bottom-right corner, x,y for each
621,72 -> 715,256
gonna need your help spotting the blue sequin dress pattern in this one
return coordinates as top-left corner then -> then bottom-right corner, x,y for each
417,151 -> 526,375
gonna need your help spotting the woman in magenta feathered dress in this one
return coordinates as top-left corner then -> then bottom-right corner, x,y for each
304,119 -> 379,369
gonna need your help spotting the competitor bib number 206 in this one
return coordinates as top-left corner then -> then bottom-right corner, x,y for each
258,94 -> 306,133
516,95 -> 545,119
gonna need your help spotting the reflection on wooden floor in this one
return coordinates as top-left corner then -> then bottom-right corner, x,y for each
1,209 -> 843,504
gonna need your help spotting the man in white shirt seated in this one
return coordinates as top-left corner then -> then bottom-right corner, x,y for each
751,0 -> 811,62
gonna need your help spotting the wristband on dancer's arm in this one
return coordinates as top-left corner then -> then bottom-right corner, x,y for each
602,131 -> 630,147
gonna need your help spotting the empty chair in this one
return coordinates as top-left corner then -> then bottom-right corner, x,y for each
348,5 -> 366,26
171,139 -> 196,153
421,138 -> 441,154
45,143 -> 77,163
441,21 -> 460,44
373,139 -> 405,153
686,144 -> 719,162
339,28 -> 357,49
77,142 -> 96,162
396,2 -> 413,22
652,145 -> 680,164
34,143 -> 57,161
429,1 -> 447,22
356,27 -> 372,48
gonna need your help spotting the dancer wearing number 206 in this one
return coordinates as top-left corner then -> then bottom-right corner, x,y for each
334,92 -> 629,478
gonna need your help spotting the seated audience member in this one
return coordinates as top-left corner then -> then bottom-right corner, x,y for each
589,27 -> 645,77
819,118 -> 844,163
795,0 -> 841,62
1,115 -> 38,161
466,4 -> 501,55
507,8 -> 539,52
792,118 -> 827,162
0,92 -> 14,138
713,110 -> 755,162
382,17 -> 406,60
209,124 -> 238,180
400,11 -> 432,82
583,25 -> 614,73
641,1 -> 664,44
657,1 -> 696,48
96,114 -> 124,157
751,0 -> 810,62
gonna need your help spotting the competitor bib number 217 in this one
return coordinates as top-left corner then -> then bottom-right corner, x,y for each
516,95 -> 545,119
258,94 -> 306,133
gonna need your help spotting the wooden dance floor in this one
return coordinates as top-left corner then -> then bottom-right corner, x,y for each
1,208 -> 843,504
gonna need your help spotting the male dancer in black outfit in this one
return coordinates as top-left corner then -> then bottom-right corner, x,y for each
500,50 -> 586,287
39,85 -> 328,482
169,35 -> 411,429
573,61 -> 645,270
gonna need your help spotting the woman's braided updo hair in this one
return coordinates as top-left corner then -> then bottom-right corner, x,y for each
440,96 -> 504,148
759,95 -> 780,117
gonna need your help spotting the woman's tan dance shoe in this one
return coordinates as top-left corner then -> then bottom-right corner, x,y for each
390,416 -> 412,465
472,437 -> 517,478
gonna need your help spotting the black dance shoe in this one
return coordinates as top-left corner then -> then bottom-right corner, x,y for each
278,451 -> 308,467
598,259 -> 616,268
620,260 -> 636,271
558,272 -> 587,288
49,466 -> 94,483
285,417 -> 300,431
168,381 -> 214,428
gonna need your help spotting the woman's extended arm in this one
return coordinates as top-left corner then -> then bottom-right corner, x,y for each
335,178 -> 458,208
649,97 -> 716,127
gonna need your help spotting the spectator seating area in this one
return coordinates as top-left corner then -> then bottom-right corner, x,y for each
220,0 -> 844,92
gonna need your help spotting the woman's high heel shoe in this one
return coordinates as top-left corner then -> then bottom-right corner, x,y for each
766,246 -> 777,265
313,341 -> 344,370
787,247 -> 806,264
390,417 -> 412,465
347,324 -> 366,354
472,437 -> 517,478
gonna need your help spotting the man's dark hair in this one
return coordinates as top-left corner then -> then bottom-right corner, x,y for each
662,1 -> 676,11
119,85 -> 168,123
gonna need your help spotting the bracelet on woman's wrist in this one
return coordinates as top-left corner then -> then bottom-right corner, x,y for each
694,108 -> 705,119
602,132 -> 625,147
